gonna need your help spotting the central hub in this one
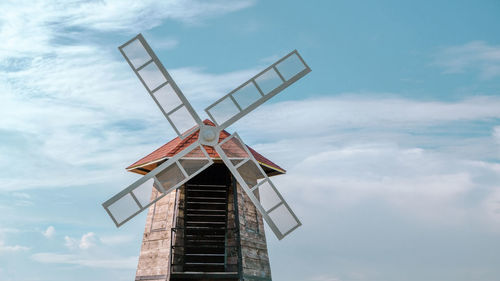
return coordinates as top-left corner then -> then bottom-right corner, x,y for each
203,129 -> 215,141
199,125 -> 220,146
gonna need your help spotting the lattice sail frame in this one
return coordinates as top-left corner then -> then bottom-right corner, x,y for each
205,50 -> 311,130
103,141 -> 213,227
103,33 -> 311,240
119,34 -> 202,139
214,133 -> 301,240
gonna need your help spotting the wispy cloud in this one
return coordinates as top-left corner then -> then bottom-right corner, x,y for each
0,0 -> 254,59
12,192 -> 30,199
0,0 -> 258,192
64,236 -> 77,249
482,188 -> 500,224
31,252 -> 137,269
433,41 -> 500,79
32,231 -> 137,270
42,226 -> 56,239
494,126 -> 500,144
64,232 -> 96,250
99,234 -> 135,246
146,37 -> 179,50
79,233 -> 96,250
237,95 -> 500,139
63,0 -> 255,31
232,95 -> 500,229
172,66 -> 263,105
272,144 -> 499,225
0,240 -> 30,253
0,228 -> 20,235
0,55 -> 265,191
310,275 -> 343,281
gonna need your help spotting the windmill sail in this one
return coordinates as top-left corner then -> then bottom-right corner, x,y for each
205,50 -> 311,130
214,133 -> 302,240
119,34 -> 202,138
105,33 -> 310,237
103,140 -> 213,227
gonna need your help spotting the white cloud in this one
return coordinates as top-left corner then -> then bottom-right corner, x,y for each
0,0 -> 286,195
0,51 -> 265,191
64,232 -> 96,250
146,37 -> 179,50
172,66 -> 263,105
237,95 -> 500,139
36,232 -> 137,270
0,228 -> 20,235
229,96 -> 500,229
8,192 -> 33,207
482,188 -> 500,225
64,0 -> 255,31
31,252 -> 137,269
42,226 -> 56,239
79,232 -> 96,250
310,275 -> 343,281
99,234 -> 135,246
0,240 -> 30,253
0,32 -> 273,192
11,192 -> 30,199
0,0 -> 254,60
0,1 -> 498,269
0,0 -> 262,193
434,41 -> 500,78
64,236 -> 77,249
273,144 -> 498,218
494,126 -> 500,143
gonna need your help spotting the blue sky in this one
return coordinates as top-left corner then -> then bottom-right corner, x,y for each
0,0 -> 500,280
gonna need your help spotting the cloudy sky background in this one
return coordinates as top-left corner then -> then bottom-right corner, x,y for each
1,1 -> 500,280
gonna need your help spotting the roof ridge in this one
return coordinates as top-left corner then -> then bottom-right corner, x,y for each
126,119 -> 285,174
126,135 -> 183,169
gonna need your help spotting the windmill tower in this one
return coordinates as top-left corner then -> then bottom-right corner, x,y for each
102,34 -> 311,281
129,120 -> 286,281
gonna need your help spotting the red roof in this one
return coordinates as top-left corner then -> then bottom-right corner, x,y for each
126,120 -> 285,175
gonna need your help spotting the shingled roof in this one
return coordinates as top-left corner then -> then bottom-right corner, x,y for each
126,120 -> 286,176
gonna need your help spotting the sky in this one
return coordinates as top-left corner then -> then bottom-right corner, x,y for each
0,0 -> 500,280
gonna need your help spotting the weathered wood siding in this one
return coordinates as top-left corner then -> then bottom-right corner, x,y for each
236,182 -> 272,281
134,167 -> 272,281
135,188 -> 179,281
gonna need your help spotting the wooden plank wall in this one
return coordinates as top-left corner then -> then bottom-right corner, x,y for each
135,188 -> 178,281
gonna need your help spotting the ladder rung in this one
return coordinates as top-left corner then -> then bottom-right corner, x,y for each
185,208 -> 226,211
187,202 -> 226,205
185,254 -> 224,256
185,262 -> 225,265
186,184 -> 228,188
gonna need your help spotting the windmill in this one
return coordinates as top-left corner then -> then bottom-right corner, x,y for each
102,34 -> 311,280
